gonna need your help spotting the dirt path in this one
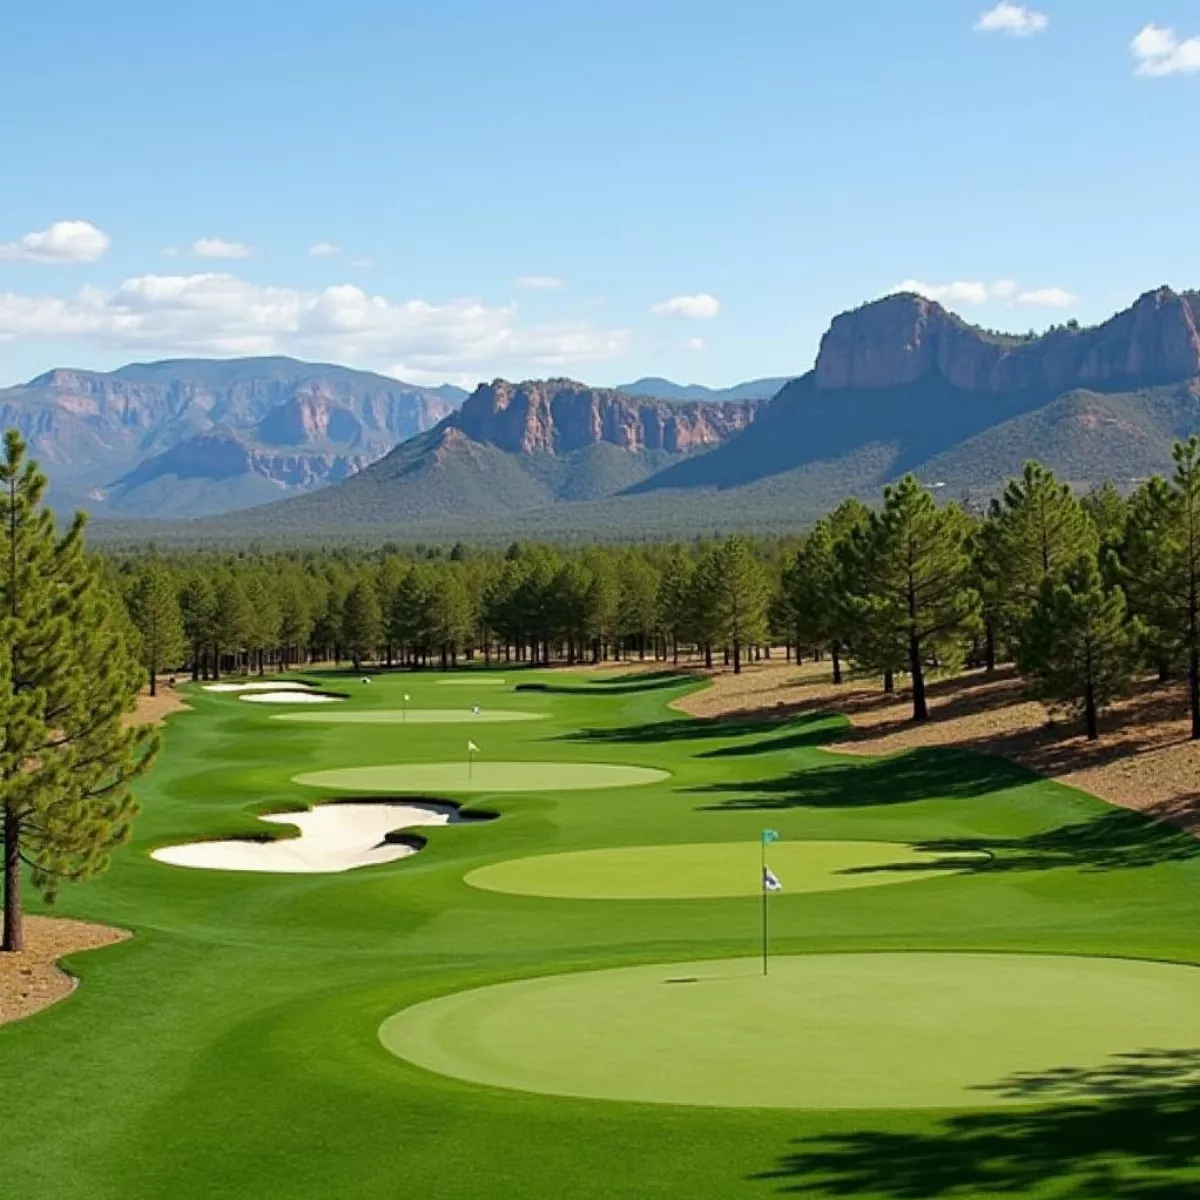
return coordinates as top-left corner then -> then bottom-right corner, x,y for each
657,658 -> 1200,833
0,916 -> 129,1025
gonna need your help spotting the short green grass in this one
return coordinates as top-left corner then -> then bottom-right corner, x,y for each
465,839 -> 988,899
5,668 -> 1200,1198
380,951 -> 1200,1109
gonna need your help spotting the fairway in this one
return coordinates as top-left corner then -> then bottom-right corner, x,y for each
436,677 -> 508,687
380,952 -> 1200,1110
466,839 -> 989,898
272,709 -> 547,725
293,760 -> 670,792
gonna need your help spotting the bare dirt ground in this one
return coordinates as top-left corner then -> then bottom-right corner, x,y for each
0,915 -> 129,1025
125,678 -> 191,727
590,656 -> 1200,833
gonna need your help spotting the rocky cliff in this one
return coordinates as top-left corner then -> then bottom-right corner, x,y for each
0,357 -> 464,514
449,379 -> 758,455
814,286 -> 1200,395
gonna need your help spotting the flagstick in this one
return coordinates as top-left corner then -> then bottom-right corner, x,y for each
761,837 -> 769,977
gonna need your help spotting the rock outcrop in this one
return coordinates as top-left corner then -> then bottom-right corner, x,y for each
450,379 -> 758,455
0,357 -> 462,513
814,287 -> 1200,395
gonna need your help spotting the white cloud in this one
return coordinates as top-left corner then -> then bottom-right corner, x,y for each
685,337 -> 706,351
0,273 -> 630,376
515,275 -> 565,290
892,278 -> 1077,309
1014,286 -> 1078,309
651,292 -> 721,320
308,242 -> 341,258
0,220 -> 111,264
1131,24 -> 1200,76
892,279 -> 996,306
189,238 -> 253,260
349,258 -> 375,270
974,3 -> 1049,36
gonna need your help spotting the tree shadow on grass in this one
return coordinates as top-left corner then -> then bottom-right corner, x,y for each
839,809 -> 1200,877
564,713 -> 841,753
694,749 -> 1030,811
756,1055 -> 1200,1197
514,674 -> 689,696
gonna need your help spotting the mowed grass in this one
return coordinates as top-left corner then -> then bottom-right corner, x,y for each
3,667 -> 1200,1198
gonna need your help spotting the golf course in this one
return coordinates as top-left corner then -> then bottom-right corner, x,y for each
5,666 -> 1200,1197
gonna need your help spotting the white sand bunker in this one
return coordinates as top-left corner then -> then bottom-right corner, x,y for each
204,680 -> 313,693
152,801 -> 472,873
240,691 -> 343,704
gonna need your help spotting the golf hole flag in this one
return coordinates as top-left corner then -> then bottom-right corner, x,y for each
762,829 -> 782,891
467,740 -> 480,754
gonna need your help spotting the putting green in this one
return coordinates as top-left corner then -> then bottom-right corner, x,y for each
380,952 -> 1200,1110
293,761 -> 669,793
466,840 -> 988,899
272,709 -> 547,725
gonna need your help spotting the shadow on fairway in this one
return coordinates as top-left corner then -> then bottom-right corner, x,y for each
515,674 -> 689,696
695,749 -> 1028,811
839,810 -> 1200,876
564,712 -> 840,753
978,1048 -> 1200,1102
758,1070 -> 1200,1196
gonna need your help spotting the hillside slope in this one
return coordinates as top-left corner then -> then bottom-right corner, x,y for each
0,356 -> 464,516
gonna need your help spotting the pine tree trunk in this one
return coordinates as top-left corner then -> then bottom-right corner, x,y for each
985,620 -> 996,674
733,638 -> 742,675
884,669 -> 895,694
831,644 -> 843,685
704,644 -> 713,670
1085,676 -> 1099,741
3,803 -> 22,952
149,667 -> 157,697
909,633 -> 929,722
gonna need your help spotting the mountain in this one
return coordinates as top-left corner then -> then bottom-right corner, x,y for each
0,357 -> 466,516
630,286 -> 1200,507
220,378 -> 761,527
617,376 -> 793,403
81,286 -> 1200,546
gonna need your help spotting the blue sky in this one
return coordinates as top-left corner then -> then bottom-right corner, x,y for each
2,0 -> 1198,389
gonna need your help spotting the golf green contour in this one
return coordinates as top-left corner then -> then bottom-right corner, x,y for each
466,839 -> 989,899
272,709 -> 547,725
380,952 -> 1200,1110
292,761 -> 669,792
12,666 -> 1200,1198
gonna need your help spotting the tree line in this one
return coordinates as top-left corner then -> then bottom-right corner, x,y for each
111,436 -> 1200,747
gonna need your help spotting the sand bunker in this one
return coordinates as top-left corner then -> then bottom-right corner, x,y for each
203,680 -> 313,693
272,709 -> 546,725
240,691 -> 343,705
152,801 -> 475,873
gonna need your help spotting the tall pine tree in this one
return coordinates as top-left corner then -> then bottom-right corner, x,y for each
1,432 -> 157,952
847,477 -> 980,722
1017,556 -> 1140,741
127,560 -> 187,695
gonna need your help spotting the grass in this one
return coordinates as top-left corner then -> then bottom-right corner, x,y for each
4,667 -> 1200,1197
379,952 -> 1200,1109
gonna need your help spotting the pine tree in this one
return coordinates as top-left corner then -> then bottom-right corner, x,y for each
710,536 -> 770,674
655,547 -> 694,665
992,462 -> 1097,637
847,476 -> 980,722
1017,556 -> 1140,741
179,572 -> 217,681
1119,438 -> 1200,736
127,560 -> 187,695
1,432 -> 157,952
342,576 -> 383,670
